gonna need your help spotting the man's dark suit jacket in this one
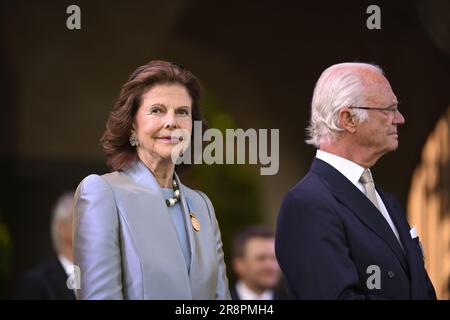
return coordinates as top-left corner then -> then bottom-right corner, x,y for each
275,158 -> 436,299
13,257 -> 76,300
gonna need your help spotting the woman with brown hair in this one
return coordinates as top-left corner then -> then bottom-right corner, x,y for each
73,60 -> 230,299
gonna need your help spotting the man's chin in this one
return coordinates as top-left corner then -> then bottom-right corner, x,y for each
387,137 -> 399,151
390,141 -> 399,151
257,280 -> 279,290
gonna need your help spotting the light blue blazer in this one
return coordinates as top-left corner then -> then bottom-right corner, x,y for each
73,160 -> 230,300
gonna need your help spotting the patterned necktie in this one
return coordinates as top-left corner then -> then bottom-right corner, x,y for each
359,170 -> 381,212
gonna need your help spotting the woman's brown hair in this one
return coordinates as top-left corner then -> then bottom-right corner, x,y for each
100,60 -> 206,173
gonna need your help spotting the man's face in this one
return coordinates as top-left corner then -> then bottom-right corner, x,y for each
354,71 -> 405,157
59,218 -> 73,249
234,238 -> 281,291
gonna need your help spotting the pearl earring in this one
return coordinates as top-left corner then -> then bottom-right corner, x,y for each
129,133 -> 139,147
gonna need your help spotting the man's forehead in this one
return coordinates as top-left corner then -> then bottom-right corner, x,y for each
244,237 -> 275,251
359,67 -> 388,86
361,71 -> 397,105
365,93 -> 397,107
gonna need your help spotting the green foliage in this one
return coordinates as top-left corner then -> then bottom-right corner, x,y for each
182,89 -> 264,281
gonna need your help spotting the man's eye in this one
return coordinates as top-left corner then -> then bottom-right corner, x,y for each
390,107 -> 398,113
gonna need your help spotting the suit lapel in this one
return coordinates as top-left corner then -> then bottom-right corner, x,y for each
49,258 -> 76,300
378,190 -> 428,299
311,158 -> 409,274
121,160 -> 192,298
174,172 -> 196,276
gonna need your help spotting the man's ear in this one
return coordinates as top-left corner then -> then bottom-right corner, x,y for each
338,107 -> 357,134
233,257 -> 245,277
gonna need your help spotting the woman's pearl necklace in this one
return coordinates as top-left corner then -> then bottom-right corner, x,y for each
165,178 -> 181,207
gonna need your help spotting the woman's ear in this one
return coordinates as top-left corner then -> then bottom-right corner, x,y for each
338,107 -> 357,134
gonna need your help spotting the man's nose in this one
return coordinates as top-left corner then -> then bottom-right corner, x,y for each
394,110 -> 405,125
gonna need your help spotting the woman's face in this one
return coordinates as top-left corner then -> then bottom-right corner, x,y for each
133,83 -> 193,164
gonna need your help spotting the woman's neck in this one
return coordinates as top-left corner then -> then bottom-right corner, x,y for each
137,152 -> 175,188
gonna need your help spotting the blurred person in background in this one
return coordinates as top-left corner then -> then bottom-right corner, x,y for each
231,226 -> 287,300
14,191 -> 76,300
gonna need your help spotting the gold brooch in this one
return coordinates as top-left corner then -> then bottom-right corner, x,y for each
190,213 -> 201,232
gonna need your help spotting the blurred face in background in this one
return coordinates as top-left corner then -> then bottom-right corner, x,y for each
233,237 -> 281,292
51,192 -> 75,262
57,218 -> 73,252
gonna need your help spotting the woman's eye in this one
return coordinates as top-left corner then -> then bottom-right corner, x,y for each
177,109 -> 190,115
149,107 -> 162,114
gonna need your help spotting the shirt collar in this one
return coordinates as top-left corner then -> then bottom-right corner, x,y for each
58,254 -> 74,277
316,150 -> 367,187
236,281 -> 274,300
123,159 -> 183,192
123,159 -> 161,191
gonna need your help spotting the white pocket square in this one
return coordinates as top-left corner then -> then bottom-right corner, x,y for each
410,227 -> 425,258
410,227 -> 418,239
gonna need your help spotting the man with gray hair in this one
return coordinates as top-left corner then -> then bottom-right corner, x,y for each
275,63 -> 436,299
14,191 -> 76,299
